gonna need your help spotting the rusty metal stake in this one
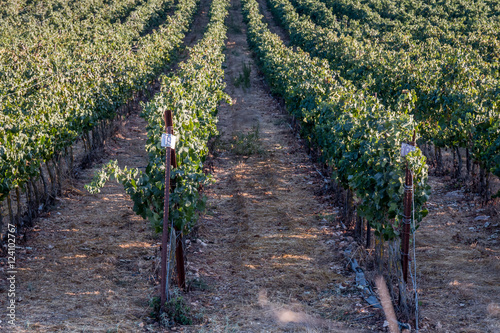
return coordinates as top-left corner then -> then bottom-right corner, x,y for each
160,110 -> 178,309
175,227 -> 186,290
165,118 -> 185,291
401,132 -> 416,283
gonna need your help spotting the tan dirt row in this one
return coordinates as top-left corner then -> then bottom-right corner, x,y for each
180,0 -> 370,331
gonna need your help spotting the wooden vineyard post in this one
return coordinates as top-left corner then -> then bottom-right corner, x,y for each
401,132 -> 416,283
174,226 -> 186,290
160,110 -> 185,310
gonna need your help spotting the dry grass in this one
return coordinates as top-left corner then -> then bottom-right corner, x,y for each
411,177 -> 500,332
0,113 -> 158,332
176,1 -> 369,331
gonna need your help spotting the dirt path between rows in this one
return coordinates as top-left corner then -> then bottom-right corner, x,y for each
179,0 -> 369,331
12,114 -> 153,332
415,177 -> 500,332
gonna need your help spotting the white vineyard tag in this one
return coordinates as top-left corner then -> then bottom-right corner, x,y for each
401,143 -> 416,157
161,133 -> 177,148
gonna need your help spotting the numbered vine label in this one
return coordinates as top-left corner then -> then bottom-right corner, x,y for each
161,134 -> 177,149
401,143 -> 416,157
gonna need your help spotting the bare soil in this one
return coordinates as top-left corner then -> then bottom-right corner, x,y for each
6,113 -> 155,332
177,0 -> 368,331
415,177 -> 500,333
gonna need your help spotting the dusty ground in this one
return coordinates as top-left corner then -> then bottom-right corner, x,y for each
1,0 -> 499,332
415,177 -> 500,333
177,0 -> 368,331
5,113 -> 156,332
